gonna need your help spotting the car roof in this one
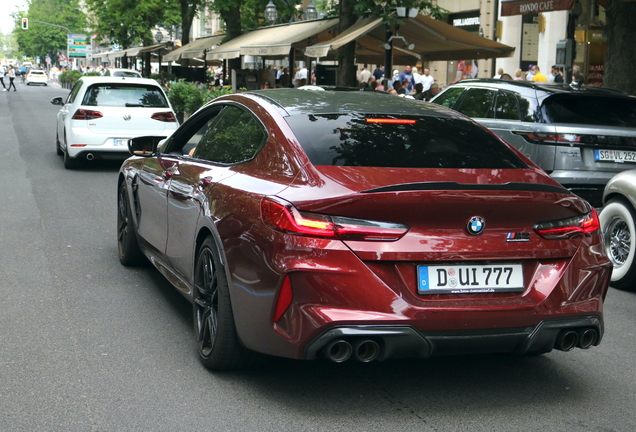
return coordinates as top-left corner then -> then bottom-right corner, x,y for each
78,76 -> 161,86
449,78 -> 628,97
237,88 -> 458,118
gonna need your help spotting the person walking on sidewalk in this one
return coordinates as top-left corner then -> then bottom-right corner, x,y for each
0,67 -> 6,90
7,66 -> 17,91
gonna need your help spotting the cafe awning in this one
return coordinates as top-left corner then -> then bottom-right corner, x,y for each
305,14 -> 515,61
109,43 -> 169,59
163,35 -> 226,62
206,18 -> 338,60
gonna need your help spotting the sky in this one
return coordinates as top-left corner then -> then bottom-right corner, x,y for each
1,0 -> 28,34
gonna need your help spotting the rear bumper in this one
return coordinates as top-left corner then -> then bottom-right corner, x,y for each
303,315 -> 603,360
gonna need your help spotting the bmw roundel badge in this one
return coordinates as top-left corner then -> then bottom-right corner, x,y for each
467,216 -> 485,235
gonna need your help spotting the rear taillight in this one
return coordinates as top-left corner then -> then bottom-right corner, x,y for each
533,209 -> 600,239
151,112 -> 177,122
72,109 -> 103,120
261,197 -> 409,241
513,132 -> 581,144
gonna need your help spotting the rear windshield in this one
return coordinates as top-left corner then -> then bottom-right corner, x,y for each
82,84 -> 168,108
284,114 -> 527,169
543,95 -> 636,127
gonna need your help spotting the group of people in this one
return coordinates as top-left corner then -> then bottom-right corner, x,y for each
0,65 -> 19,91
496,64 -> 579,83
357,64 -> 441,101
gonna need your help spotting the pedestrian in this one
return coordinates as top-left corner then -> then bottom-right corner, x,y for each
550,65 -> 564,83
422,83 -> 441,101
399,65 -> 416,92
493,68 -> 504,79
525,65 -> 535,81
372,64 -> 384,81
412,67 -> 421,86
514,68 -> 524,80
7,66 -> 17,91
419,67 -> 434,91
0,67 -> 6,91
357,64 -> 371,85
531,65 -> 547,82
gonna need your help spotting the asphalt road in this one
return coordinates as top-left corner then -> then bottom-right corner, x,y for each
1,81 -> 635,432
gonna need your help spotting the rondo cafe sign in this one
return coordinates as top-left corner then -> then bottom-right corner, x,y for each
501,0 -> 574,16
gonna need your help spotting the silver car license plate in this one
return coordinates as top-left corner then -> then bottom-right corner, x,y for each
417,264 -> 524,295
594,149 -> 636,163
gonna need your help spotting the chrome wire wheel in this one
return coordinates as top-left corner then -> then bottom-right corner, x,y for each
194,248 -> 219,357
599,199 -> 636,290
606,217 -> 630,267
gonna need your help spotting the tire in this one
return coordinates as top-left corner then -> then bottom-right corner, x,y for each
55,132 -> 63,156
600,198 -> 636,290
193,237 -> 260,371
117,181 -> 146,266
63,147 -> 78,169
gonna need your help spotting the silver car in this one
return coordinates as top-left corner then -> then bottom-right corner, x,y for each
599,169 -> 636,290
431,80 -> 636,208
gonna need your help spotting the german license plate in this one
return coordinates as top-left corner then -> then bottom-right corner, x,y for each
417,264 -> 524,294
594,149 -> 636,163
113,138 -> 128,147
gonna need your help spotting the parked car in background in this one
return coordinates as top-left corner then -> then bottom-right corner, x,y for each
25,69 -> 48,85
51,76 -> 178,169
118,89 -> 611,371
599,169 -> 636,290
431,79 -> 636,207
104,68 -> 142,78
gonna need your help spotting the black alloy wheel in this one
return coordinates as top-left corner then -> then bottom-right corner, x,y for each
117,181 -> 145,266
193,237 -> 260,371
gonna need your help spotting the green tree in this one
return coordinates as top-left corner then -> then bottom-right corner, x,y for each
604,0 -> 636,95
86,0 -> 179,72
12,0 -> 87,62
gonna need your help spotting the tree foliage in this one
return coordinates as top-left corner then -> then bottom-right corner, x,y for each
85,0 -> 180,49
12,0 -> 87,60
604,0 -> 636,96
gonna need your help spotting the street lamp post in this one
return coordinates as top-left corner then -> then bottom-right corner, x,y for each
304,1 -> 318,20
385,8 -> 418,88
265,1 -> 278,25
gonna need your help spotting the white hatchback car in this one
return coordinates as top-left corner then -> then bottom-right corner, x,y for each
51,76 -> 178,169
26,69 -> 48,85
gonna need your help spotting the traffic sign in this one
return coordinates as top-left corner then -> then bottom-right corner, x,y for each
67,33 -> 90,58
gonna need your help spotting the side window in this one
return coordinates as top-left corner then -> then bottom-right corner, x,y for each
519,95 -> 539,123
193,106 -> 266,164
495,90 -> 521,120
67,81 -> 83,104
164,107 -> 225,155
455,88 -> 496,118
431,87 -> 465,108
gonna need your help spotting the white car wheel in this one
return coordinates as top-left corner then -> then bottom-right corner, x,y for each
600,199 -> 636,290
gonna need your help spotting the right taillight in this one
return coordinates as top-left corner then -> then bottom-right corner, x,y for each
151,112 -> 177,122
261,196 -> 409,241
533,209 -> 600,239
72,109 -> 103,120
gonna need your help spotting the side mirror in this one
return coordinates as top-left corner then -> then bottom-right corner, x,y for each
50,97 -> 64,106
128,136 -> 167,157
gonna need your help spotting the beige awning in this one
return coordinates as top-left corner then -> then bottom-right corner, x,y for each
305,14 -> 515,61
305,16 -> 382,58
206,18 -> 338,60
163,35 -> 226,61
109,43 -> 169,59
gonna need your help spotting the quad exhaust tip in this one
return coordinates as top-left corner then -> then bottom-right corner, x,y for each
554,328 -> 599,352
323,340 -> 352,363
323,339 -> 381,363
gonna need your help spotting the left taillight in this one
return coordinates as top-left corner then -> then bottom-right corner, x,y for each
72,109 -> 103,120
151,112 -> 177,122
261,196 -> 409,241
533,209 -> 600,240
